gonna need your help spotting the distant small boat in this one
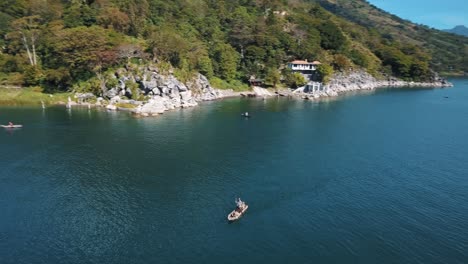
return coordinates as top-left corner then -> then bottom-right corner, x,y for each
241,112 -> 251,118
1,124 -> 23,128
227,198 -> 248,222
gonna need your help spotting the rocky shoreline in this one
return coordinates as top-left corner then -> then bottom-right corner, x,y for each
78,65 -> 243,116
292,71 -> 452,100
68,69 -> 452,116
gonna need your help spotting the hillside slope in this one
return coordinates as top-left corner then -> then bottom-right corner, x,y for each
0,0 -> 466,94
316,0 -> 468,74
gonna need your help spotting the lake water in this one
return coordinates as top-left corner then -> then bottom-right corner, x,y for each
1,79 -> 468,264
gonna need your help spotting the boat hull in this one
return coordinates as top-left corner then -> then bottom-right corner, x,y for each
227,205 -> 248,221
1,125 -> 23,128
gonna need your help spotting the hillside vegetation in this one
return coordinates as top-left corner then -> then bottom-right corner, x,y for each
316,0 -> 468,75
0,0 -> 466,94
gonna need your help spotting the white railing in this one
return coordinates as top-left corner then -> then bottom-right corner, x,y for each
290,66 -> 316,71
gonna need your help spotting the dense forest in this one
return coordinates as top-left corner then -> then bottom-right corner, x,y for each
0,0 -> 467,93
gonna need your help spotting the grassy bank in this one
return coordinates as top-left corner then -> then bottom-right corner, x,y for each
209,77 -> 251,92
440,71 -> 467,77
115,103 -> 137,109
0,87 -> 72,106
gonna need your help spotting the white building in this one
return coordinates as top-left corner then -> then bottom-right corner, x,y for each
288,60 -> 326,93
287,60 -> 321,72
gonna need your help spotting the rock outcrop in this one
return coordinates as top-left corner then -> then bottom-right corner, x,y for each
325,71 -> 451,92
295,71 -> 452,100
102,65 -> 238,116
94,66 -> 453,114
188,74 -> 220,101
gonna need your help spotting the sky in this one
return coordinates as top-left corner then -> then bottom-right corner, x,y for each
367,0 -> 468,29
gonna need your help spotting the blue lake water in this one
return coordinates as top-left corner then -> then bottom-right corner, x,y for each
1,79 -> 468,263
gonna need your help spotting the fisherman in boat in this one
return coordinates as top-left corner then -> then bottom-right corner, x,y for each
8,122 -> 13,126
228,197 -> 248,221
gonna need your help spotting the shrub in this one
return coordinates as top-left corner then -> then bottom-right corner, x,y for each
209,77 -> 250,91
23,66 -> 43,86
317,64 -> 334,84
284,72 -> 307,88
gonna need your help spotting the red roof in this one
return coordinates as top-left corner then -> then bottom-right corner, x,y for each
290,60 -> 321,65
290,60 -> 310,64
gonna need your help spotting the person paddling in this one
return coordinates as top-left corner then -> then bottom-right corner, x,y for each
8,122 -> 13,127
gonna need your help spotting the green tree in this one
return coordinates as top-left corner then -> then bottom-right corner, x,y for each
317,64 -> 334,83
348,49 -> 369,68
23,65 -> 43,86
48,26 -> 115,80
410,61 -> 430,81
228,6 -> 254,50
97,7 -> 131,34
148,26 -> 189,67
332,54 -> 352,71
42,68 -> 71,92
114,0 -> 149,36
213,43 -> 240,81
0,0 -> 27,18
317,22 -> 346,51
8,16 -> 42,66
265,68 -> 280,87
63,3 -> 97,28
284,71 -> 306,88
197,56 -> 214,78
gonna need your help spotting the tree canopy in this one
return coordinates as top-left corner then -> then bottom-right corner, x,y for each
0,0 -> 465,91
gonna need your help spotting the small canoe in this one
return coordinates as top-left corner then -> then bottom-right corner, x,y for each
1,125 -> 23,128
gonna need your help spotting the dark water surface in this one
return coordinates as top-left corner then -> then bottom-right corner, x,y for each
1,79 -> 468,264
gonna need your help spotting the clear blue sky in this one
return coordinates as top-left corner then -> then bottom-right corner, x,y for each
367,0 -> 468,29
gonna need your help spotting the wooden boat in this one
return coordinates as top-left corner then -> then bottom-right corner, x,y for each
1,124 -> 23,128
227,198 -> 248,222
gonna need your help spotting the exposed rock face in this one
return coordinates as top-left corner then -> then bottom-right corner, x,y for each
325,71 -> 379,92
188,74 -> 220,101
295,71 -> 452,100
136,97 -> 168,115
104,88 -> 119,98
103,65 -> 235,116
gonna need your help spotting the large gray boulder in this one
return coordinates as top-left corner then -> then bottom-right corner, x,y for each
136,97 -> 167,115
142,80 -> 158,90
152,88 -> 161,95
180,91 -> 198,107
188,74 -> 219,101
110,95 -> 121,104
104,88 -> 118,99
